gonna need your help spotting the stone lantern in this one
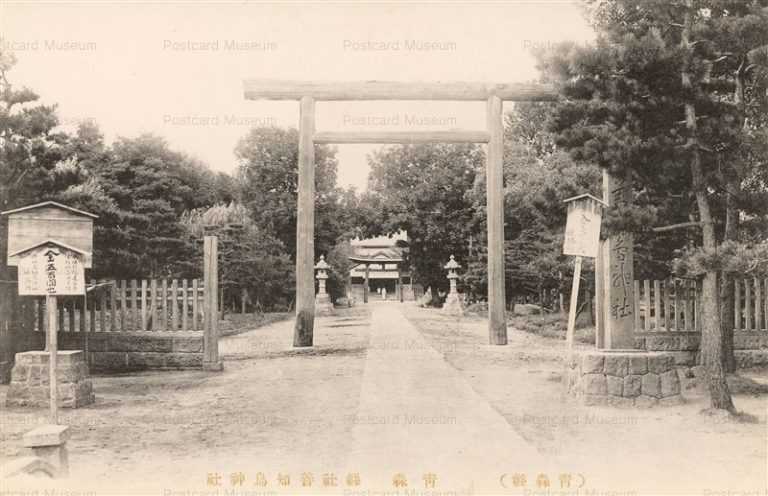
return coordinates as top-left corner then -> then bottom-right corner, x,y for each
314,255 -> 334,316
442,255 -> 464,316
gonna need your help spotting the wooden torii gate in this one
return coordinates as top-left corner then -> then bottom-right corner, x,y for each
243,80 -> 557,347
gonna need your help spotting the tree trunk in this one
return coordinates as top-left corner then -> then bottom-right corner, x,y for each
683,1 -> 735,412
720,181 -> 739,373
700,272 -> 735,411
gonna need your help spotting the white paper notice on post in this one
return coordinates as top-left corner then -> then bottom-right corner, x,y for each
563,203 -> 602,258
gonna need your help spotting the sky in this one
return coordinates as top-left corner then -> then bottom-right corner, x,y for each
0,1 -> 595,191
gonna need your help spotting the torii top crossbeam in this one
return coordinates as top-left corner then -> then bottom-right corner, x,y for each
243,79 -> 557,101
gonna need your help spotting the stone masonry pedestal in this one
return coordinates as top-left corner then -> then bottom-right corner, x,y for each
314,255 -> 334,317
566,350 -> 683,407
6,351 -> 94,408
315,293 -> 335,317
442,292 -> 465,317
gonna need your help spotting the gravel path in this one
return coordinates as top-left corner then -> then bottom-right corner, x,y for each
344,302 -> 546,493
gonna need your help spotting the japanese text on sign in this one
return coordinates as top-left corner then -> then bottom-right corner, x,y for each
17,244 -> 85,295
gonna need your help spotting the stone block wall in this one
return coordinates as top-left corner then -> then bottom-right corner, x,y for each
8,330 -> 204,373
567,351 -> 684,407
634,332 -> 768,369
6,350 -> 94,408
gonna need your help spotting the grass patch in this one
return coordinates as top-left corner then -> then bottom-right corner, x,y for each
219,312 -> 292,336
508,312 -> 595,344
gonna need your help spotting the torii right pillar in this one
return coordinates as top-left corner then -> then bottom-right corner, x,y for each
596,169 -> 635,350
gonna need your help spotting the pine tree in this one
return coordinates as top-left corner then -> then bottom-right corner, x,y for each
540,0 -> 768,412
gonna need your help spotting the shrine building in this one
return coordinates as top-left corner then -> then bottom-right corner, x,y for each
348,231 -> 419,302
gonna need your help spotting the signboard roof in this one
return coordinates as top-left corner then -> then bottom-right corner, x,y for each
3,201 -> 96,268
9,239 -> 89,258
562,193 -> 608,206
1,201 -> 99,218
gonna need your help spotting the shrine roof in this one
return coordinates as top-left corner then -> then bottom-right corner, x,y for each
351,230 -> 408,248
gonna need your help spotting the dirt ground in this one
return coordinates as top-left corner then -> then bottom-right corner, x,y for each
0,303 -> 766,495
402,305 -> 768,496
1,307 -> 373,494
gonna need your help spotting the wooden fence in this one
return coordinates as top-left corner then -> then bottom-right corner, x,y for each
26,279 -> 207,333
635,278 -> 767,332
733,278 -> 767,332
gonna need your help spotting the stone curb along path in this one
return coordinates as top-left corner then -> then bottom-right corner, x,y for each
343,302 -> 550,494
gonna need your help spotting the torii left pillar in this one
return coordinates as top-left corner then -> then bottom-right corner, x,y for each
294,96 -> 316,347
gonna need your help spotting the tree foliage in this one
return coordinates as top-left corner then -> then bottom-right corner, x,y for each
364,143 -> 484,303
537,0 -> 768,411
178,202 -> 294,311
235,127 -> 347,260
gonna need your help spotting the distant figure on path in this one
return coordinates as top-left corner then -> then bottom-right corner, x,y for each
382,287 -> 387,300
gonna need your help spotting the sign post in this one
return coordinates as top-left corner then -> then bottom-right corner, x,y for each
562,194 -> 606,354
2,201 -> 97,425
14,242 -> 88,424
47,295 -> 58,424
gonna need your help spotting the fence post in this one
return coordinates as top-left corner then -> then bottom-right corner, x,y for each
755,278 -> 762,332
171,279 -> 179,331
160,279 -> 168,331
653,280 -> 661,331
673,280 -> 680,331
633,280 -> 640,332
182,279 -> 189,332
131,280 -> 138,331
663,280 -> 671,332
99,279 -> 107,332
120,280 -> 127,331
109,281 -> 117,332
734,279 -> 741,331
192,279 -> 198,332
203,236 -> 222,371
89,280 -> 96,333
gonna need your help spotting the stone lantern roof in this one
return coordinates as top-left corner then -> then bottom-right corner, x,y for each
444,255 -> 461,270
314,254 -> 330,270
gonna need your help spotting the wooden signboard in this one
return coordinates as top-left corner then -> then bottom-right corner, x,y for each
15,242 -> 86,296
3,201 -> 97,268
563,194 -> 604,258
1,201 -> 96,425
562,194 -> 606,353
